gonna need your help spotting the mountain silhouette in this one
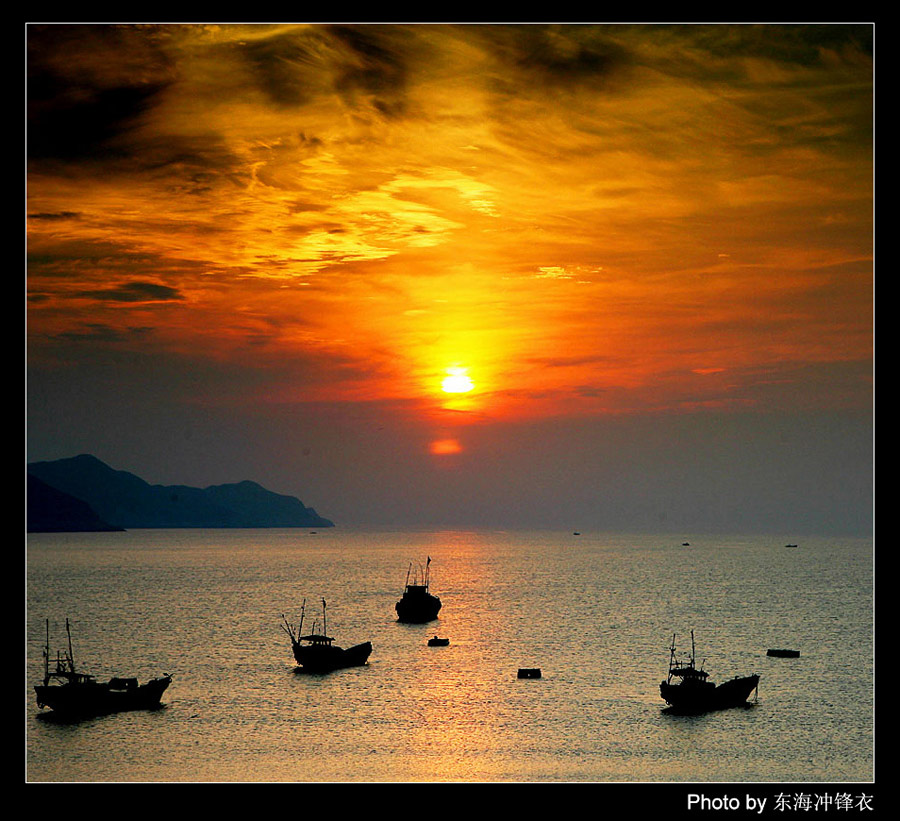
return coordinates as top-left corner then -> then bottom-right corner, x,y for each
27,454 -> 334,531
27,473 -> 124,532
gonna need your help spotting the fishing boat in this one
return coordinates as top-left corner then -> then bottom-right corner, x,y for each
281,599 -> 372,673
34,618 -> 171,716
659,631 -> 759,712
395,557 -> 442,623
767,648 -> 800,658
427,636 -> 450,646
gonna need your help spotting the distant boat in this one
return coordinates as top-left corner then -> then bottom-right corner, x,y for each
659,631 -> 759,712
396,557 -> 442,623
785,544 -> 798,548
34,618 -> 171,716
427,636 -> 450,647
767,648 -> 800,658
281,599 -> 372,673
682,542 -> 691,546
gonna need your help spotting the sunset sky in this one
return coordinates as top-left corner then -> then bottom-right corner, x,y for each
26,23 -> 874,533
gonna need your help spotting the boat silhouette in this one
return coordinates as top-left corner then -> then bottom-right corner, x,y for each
660,631 -> 759,712
281,599 -> 372,673
34,618 -> 171,716
396,557 -> 442,623
767,648 -> 800,658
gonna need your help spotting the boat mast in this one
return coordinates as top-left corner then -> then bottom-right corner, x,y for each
321,598 -> 327,638
65,617 -> 76,673
425,556 -> 431,590
43,619 -> 50,685
667,633 -> 677,683
689,629 -> 706,673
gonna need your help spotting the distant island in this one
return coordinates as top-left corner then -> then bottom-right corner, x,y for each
27,454 -> 334,532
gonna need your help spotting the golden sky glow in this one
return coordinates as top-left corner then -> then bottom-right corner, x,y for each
27,24 -> 873,485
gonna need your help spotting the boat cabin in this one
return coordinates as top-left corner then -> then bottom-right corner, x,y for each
298,633 -> 334,647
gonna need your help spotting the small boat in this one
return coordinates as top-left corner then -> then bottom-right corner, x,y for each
34,618 -> 171,716
518,668 -> 542,679
427,636 -> 449,647
660,631 -> 759,712
767,648 -> 800,658
281,599 -> 372,673
395,557 -> 442,623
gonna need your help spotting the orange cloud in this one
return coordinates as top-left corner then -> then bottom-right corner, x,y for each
27,24 -> 873,422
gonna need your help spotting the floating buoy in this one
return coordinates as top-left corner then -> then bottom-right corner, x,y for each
518,668 -> 541,679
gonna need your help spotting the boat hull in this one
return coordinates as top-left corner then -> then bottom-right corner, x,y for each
35,675 -> 171,716
292,641 -> 372,673
396,591 -> 442,623
660,674 -> 759,712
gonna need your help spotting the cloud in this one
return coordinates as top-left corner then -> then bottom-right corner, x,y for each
26,23 -> 873,424
27,25 -> 175,163
484,24 -> 635,91
73,281 -> 185,303
27,211 -> 81,221
327,24 -> 412,118
53,323 -> 157,343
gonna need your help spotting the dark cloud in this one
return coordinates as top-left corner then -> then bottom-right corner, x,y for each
131,136 -> 247,195
27,235 -> 216,284
27,25 -> 174,164
28,83 -> 163,163
225,25 -> 412,118
28,211 -> 81,221
287,199 -> 330,215
27,25 -> 239,185
672,23 -> 873,65
233,29 -> 322,108
513,27 -> 632,84
476,25 -> 635,91
623,23 -> 873,89
326,25 -> 412,118
52,323 -> 156,343
73,281 -> 184,303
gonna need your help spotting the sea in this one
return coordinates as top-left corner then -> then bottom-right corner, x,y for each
25,528 -> 874,786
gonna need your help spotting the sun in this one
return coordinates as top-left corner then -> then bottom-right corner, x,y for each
430,438 -> 462,455
441,367 -> 474,394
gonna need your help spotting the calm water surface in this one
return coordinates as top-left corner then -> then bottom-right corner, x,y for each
25,528 -> 873,783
